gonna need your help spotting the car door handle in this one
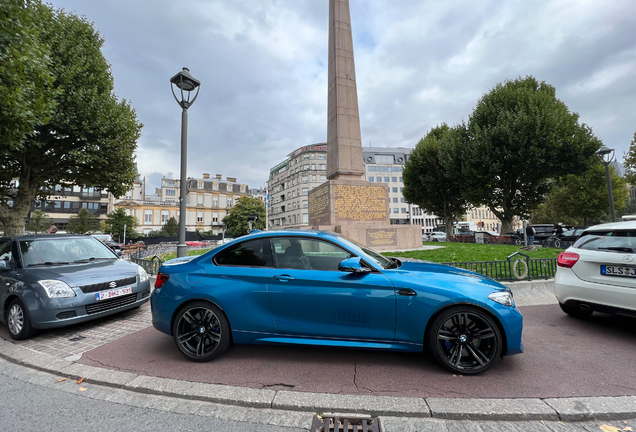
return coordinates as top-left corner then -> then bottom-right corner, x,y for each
272,274 -> 295,282
397,288 -> 417,296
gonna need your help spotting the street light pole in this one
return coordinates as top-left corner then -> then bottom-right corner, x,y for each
170,67 -> 201,258
597,145 -> 616,222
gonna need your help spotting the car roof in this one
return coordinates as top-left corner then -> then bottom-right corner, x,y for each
584,221 -> 636,232
239,229 -> 345,241
0,234 -> 92,241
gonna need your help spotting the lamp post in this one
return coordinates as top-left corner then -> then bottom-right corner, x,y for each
170,67 -> 201,258
597,145 -> 616,222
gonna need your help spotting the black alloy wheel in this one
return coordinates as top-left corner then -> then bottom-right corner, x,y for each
427,306 -> 501,375
6,298 -> 37,340
172,301 -> 231,362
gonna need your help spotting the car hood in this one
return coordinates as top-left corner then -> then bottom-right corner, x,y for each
23,259 -> 138,288
384,260 -> 508,293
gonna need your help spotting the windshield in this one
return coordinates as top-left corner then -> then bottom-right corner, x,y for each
336,236 -> 394,269
20,237 -> 117,267
574,230 -> 636,253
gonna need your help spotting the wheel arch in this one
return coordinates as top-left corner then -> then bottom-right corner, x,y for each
423,302 -> 509,357
3,294 -> 22,321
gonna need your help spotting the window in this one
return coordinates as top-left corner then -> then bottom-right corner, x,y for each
312,175 -> 317,182
272,237 -> 350,270
302,201 -> 308,208
401,198 -> 405,203
311,164 -> 316,170
213,196 -> 218,207
392,177 -> 397,182
302,188 -> 308,196
392,187 -> 398,193
165,181 -> 175,187
165,189 -> 176,196
393,197 -> 398,203
227,184 -> 232,192
320,176 -> 326,182
213,183 -> 218,190
401,208 -> 407,213
400,187 -> 404,192
303,154 -> 310,160
227,198 -> 233,207
311,154 -> 315,159
319,164 -> 326,170
198,182 -> 204,189
369,177 -> 375,182
197,211 -> 203,222
302,176 -> 308,184
303,164 -> 309,170
292,190 -> 297,198
144,210 -> 153,224
319,154 -> 326,160
213,212 -> 218,223
161,210 -> 169,223
393,208 -> 399,214
302,213 -> 309,223
376,177 -> 381,182
214,239 -> 273,267
399,177 -> 403,182
197,195 -> 203,205
384,177 -> 389,183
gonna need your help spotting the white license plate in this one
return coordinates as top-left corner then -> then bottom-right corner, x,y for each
95,286 -> 133,301
600,265 -> 636,277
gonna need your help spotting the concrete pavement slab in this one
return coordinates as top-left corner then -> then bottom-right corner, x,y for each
123,374 -> 276,408
58,362 -> 138,387
426,397 -> 559,421
0,337 -> 72,372
544,396 -> 636,421
273,391 -> 430,417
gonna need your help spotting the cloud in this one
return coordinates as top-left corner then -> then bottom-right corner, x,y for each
47,0 -> 636,191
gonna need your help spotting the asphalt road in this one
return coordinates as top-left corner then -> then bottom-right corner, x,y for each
0,372 -> 304,432
76,304 -> 636,399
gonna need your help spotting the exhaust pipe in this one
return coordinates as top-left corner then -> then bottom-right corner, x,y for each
579,303 -> 592,311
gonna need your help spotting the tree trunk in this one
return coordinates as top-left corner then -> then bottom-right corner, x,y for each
500,217 -> 514,236
0,177 -> 38,236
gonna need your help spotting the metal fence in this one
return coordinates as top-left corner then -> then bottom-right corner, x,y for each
442,252 -> 558,282
127,242 -> 218,275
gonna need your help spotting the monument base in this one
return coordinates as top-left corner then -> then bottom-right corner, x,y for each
307,179 -> 422,251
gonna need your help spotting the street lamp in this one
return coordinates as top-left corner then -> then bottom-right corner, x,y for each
597,145 -> 616,222
170,67 -> 201,258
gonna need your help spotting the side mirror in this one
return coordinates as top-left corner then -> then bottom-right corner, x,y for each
115,250 -> 122,257
338,257 -> 371,274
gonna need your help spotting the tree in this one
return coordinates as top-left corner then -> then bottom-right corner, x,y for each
461,76 -> 601,234
160,217 -> 179,237
532,162 -> 627,226
222,197 -> 266,236
402,124 -> 470,237
623,127 -> 636,184
66,208 -> 99,234
104,209 -> 137,242
25,209 -> 52,233
0,2 -> 142,235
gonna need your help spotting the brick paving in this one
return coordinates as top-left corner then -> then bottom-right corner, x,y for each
4,304 -> 152,360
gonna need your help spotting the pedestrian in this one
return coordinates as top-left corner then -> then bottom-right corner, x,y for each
45,225 -> 58,234
525,222 -> 535,246
554,224 -> 565,237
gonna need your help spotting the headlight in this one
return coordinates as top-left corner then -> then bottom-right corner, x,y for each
488,291 -> 514,307
138,265 -> 149,283
38,280 -> 76,298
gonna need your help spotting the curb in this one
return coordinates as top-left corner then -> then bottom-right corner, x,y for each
1,337 -> 635,422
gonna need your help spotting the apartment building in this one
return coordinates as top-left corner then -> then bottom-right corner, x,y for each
116,173 -> 249,234
267,144 -> 328,228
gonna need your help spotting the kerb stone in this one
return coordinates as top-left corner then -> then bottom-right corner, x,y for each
544,396 -> 636,421
426,398 -> 558,421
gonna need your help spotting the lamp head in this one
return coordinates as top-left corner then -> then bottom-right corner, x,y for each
170,67 -> 201,92
596,145 -> 615,164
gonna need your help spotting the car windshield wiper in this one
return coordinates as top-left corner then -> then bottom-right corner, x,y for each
597,247 -> 635,253
71,257 -> 114,263
28,261 -> 70,267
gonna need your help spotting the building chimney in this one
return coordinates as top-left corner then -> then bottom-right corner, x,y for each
216,174 -> 222,179
226,177 -> 236,182
203,173 -> 210,179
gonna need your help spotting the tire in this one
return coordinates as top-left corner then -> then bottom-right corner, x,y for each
514,239 -> 522,246
559,302 -> 593,319
172,301 -> 231,362
427,306 -> 502,375
6,298 -> 38,340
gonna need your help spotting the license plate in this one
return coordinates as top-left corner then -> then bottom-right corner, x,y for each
600,265 -> 636,277
95,286 -> 133,301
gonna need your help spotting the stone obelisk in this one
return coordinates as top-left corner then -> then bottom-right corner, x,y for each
307,0 -> 421,250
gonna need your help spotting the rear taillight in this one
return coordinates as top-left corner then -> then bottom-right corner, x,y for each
155,272 -> 169,289
557,251 -> 580,268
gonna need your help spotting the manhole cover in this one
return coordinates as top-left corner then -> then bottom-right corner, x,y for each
311,415 -> 380,432
68,335 -> 87,342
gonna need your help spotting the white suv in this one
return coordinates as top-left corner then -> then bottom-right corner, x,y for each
554,221 -> 636,318
429,231 -> 447,242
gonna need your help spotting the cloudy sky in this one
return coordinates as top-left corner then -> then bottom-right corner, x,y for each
47,0 -> 636,192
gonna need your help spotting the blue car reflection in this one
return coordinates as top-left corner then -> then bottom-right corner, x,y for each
151,230 -> 523,374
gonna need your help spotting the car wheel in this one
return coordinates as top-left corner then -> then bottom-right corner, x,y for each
433,238 -> 438,242
172,301 -> 231,362
559,302 -> 593,319
427,306 -> 501,375
514,239 -> 522,246
6,298 -> 37,340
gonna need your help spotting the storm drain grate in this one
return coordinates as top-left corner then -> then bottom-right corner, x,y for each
311,416 -> 380,432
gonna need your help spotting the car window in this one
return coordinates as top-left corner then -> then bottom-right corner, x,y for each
272,237 -> 351,271
574,230 -> 636,253
19,237 -> 116,266
0,241 -> 14,268
214,238 -> 273,267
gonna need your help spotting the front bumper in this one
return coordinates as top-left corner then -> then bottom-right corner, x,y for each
27,280 -> 151,329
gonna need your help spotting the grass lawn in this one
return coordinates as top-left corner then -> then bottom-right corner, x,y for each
383,242 -> 561,263
160,248 -> 215,262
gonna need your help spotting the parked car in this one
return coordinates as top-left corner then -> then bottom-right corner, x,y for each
429,231 -> 447,242
151,230 -> 523,375
555,221 -> 636,319
422,232 -> 431,242
531,224 -> 556,242
0,235 -> 151,340
547,227 -> 587,248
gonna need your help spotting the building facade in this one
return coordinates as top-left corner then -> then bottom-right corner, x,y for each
116,173 -> 249,234
267,144 -> 328,229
